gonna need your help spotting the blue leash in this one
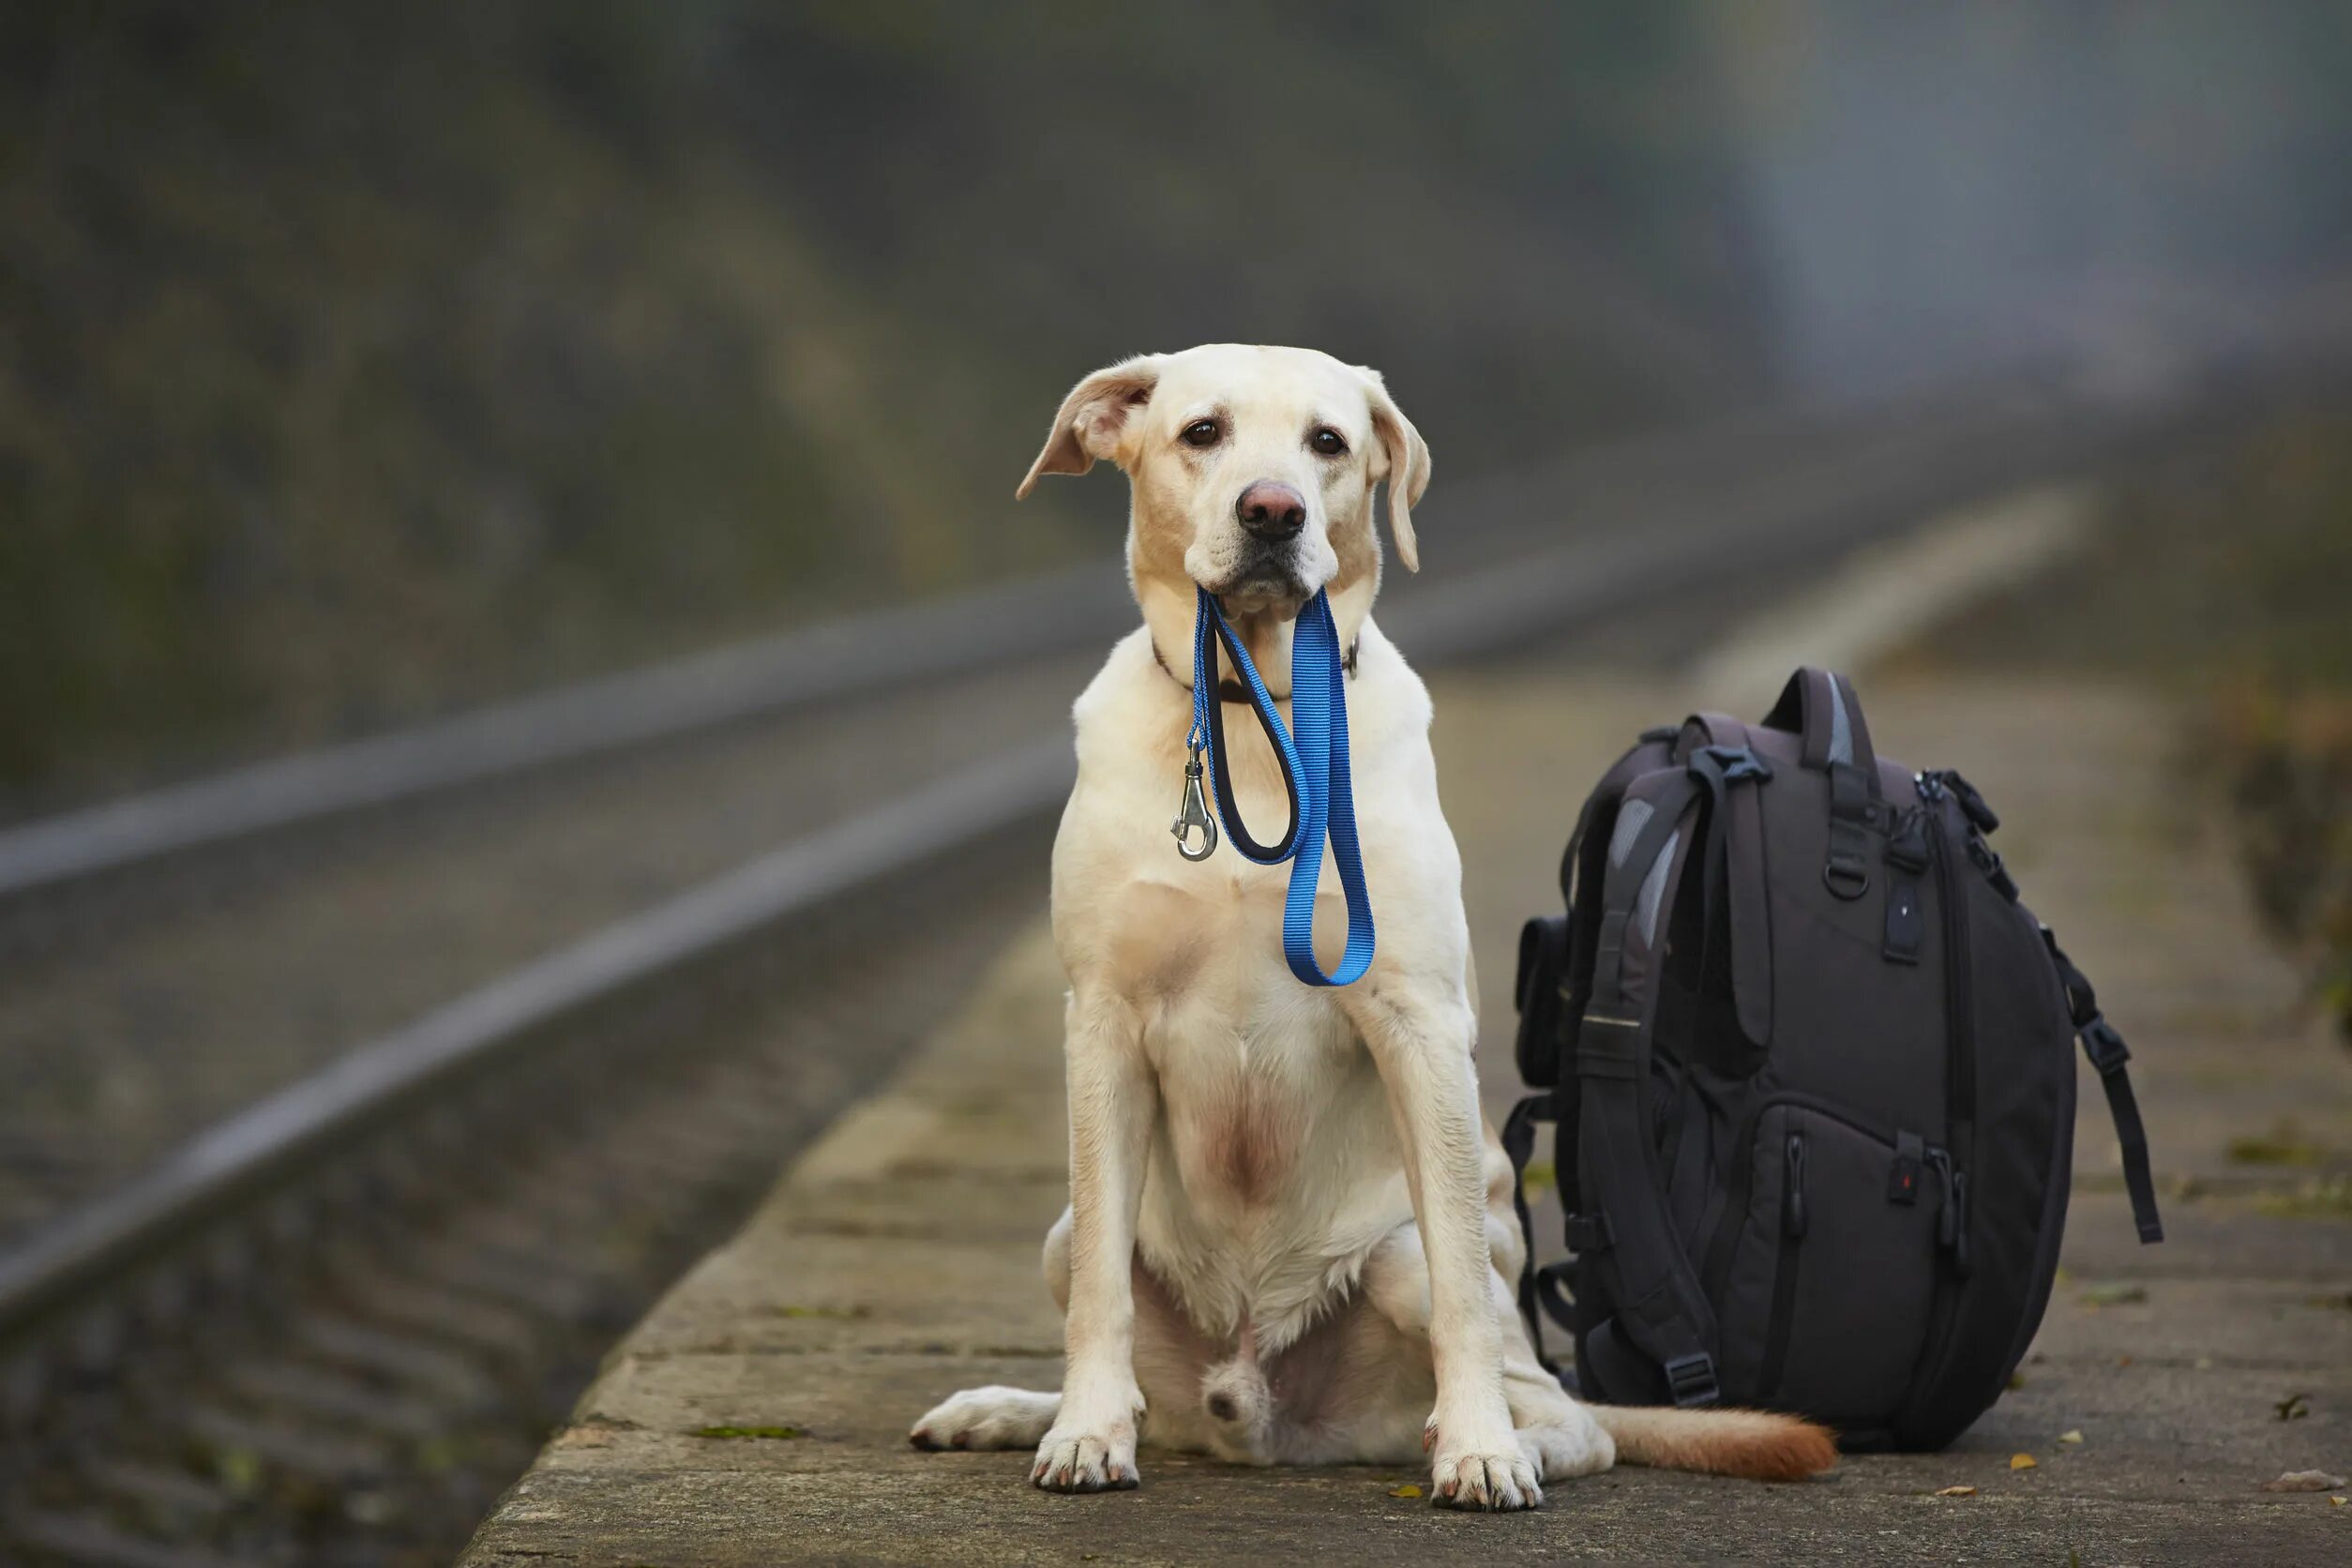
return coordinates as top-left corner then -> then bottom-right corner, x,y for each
1169,587 -> 1375,987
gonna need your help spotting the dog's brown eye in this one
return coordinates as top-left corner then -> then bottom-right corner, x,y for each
1309,427 -> 1347,457
1181,419 -> 1221,448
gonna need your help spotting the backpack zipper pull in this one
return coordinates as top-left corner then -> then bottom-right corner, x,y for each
1951,1169 -> 1970,1276
1926,1147 -> 1972,1276
1782,1133 -> 1809,1240
1940,769 -> 2001,835
1966,828 -> 2019,901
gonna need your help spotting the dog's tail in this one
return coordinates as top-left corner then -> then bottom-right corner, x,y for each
1590,1404 -> 1836,1482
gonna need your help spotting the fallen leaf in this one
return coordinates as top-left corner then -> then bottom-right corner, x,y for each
2058,1430 -> 2084,1445
1387,1484 -> 1423,1499
2276,1392 -> 2310,1422
2116,1355 -> 2133,1368
2333,1497 -> 2346,1507
1936,1485 -> 1979,1497
2077,1282 -> 2148,1307
2007,1371 -> 2028,1391
2259,1470 -> 2346,1492
2195,1357 -> 2214,1371
2011,1453 -> 2039,1470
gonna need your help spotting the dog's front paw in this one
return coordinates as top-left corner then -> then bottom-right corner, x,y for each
1030,1422 -> 1139,1493
1428,1412 -> 1543,1511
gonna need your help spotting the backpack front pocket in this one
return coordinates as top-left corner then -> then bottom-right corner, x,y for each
1711,1099 -> 1946,1429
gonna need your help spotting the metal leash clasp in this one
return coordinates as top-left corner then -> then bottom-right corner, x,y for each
1171,738 -> 1217,861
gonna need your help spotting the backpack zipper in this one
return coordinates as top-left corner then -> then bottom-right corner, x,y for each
1758,1131 -> 1808,1395
1918,773 -> 1977,1147
1900,774 -> 1979,1421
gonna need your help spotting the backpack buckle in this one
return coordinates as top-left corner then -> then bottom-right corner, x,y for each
1562,1211 -> 1613,1255
1662,1351 -> 1721,1408
1692,745 -> 1772,785
2080,1015 -> 2131,1076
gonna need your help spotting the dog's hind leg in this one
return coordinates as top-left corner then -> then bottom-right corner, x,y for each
1360,1213 -> 1615,1483
1477,1197 -> 1615,1481
911,1214 -> 1077,1453
910,1386 -> 1060,1451
1494,1285 -> 1613,1482
913,1209 -> 1229,1461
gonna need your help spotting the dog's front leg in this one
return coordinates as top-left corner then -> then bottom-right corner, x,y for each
1032,988 -> 1154,1493
1354,987 -> 1541,1511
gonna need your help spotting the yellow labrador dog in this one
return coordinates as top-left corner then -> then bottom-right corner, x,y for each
912,345 -> 1832,1508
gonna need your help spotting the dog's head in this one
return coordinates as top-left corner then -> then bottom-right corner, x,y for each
1016,344 -> 1429,617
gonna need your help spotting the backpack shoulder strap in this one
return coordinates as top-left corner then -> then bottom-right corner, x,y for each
1500,1089 -> 1569,1379
2042,925 -> 2164,1244
1575,767 -> 1723,1405
1561,727 -> 1681,903
1676,716 -> 1775,1046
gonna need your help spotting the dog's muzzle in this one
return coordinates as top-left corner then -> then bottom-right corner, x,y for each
1210,540 -> 1311,609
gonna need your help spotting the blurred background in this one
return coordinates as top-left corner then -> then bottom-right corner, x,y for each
9,0 -> 2350,811
4,4 -> 2350,1564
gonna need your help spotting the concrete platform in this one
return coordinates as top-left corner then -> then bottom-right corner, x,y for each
461,671 -> 2350,1566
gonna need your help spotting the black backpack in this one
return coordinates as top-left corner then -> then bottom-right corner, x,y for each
1507,668 -> 2164,1449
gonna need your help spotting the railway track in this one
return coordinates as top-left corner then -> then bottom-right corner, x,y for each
6,802 -> 1052,1566
0,343 -> 2331,1565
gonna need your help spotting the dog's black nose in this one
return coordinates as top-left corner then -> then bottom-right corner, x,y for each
1236,480 -> 1306,541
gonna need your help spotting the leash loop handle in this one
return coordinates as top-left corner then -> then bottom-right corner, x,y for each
1196,592 -> 1305,861
1187,587 -> 1376,987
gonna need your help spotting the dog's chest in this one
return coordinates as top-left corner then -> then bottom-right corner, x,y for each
1104,857 -> 1380,1218
1150,999 -> 1353,1205
1141,974 -> 1402,1281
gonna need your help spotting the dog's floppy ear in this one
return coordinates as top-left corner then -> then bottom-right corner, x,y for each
1360,367 -> 1431,572
1016,354 -> 1165,499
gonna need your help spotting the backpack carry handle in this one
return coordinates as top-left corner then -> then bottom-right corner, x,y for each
1765,667 -> 1885,900
1763,667 -> 1879,778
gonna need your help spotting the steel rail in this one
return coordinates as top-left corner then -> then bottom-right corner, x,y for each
0,740 -> 1072,1348
0,562 -> 1125,901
